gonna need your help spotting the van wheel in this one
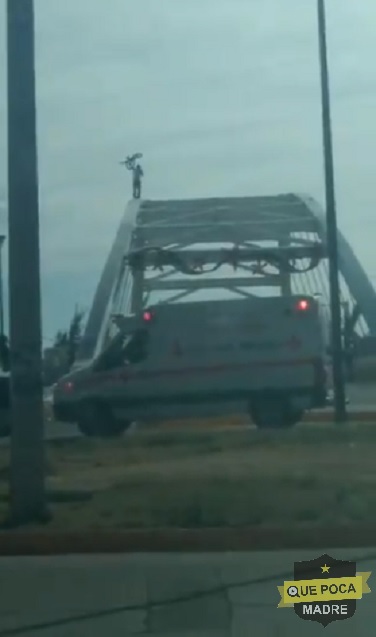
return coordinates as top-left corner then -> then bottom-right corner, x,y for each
250,397 -> 303,429
77,401 -> 131,438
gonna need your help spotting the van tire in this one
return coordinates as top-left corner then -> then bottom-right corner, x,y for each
250,396 -> 303,429
77,401 -> 130,438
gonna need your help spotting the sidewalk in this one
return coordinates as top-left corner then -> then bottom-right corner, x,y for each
0,548 -> 375,636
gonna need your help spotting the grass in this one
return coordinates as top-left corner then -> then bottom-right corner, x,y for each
2,423 -> 376,529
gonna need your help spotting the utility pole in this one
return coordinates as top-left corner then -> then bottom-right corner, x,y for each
7,0 -> 48,524
317,0 -> 347,422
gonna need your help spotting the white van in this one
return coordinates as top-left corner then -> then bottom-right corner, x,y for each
52,295 -> 329,436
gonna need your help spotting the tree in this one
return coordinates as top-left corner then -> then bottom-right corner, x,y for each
42,306 -> 85,385
67,306 -> 85,368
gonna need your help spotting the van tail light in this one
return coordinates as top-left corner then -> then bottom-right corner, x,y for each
295,299 -> 310,312
143,310 -> 154,322
62,381 -> 74,392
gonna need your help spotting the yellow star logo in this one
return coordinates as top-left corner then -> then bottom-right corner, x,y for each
321,564 -> 330,573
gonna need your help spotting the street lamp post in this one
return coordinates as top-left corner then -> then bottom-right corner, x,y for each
7,0 -> 48,524
316,0 -> 347,423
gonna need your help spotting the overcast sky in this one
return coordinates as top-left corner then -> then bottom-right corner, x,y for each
1,0 -> 376,342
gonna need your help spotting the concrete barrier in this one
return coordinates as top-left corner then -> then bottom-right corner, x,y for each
1,525 -> 376,555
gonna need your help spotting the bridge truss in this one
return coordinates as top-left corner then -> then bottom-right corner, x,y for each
77,194 -> 376,364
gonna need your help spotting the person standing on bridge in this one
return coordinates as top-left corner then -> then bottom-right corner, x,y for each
119,153 -> 144,200
132,162 -> 144,199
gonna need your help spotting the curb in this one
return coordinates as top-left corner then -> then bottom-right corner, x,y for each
1,526 -> 376,555
160,411 -> 376,429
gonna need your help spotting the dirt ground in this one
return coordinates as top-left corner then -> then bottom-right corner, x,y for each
2,424 -> 376,530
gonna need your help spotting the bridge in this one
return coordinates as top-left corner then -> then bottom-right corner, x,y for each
77,193 -> 376,365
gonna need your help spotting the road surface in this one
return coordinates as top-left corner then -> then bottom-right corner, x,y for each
0,548 -> 375,635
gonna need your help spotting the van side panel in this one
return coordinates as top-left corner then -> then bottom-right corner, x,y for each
109,296 -> 324,402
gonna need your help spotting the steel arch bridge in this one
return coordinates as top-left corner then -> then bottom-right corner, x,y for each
77,193 -> 376,365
